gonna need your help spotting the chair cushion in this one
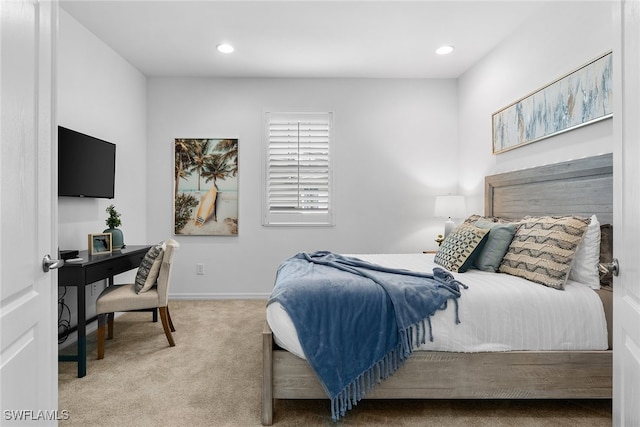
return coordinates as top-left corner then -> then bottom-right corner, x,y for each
134,244 -> 164,294
96,284 -> 160,314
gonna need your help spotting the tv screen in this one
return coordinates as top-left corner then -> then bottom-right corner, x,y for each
58,126 -> 116,199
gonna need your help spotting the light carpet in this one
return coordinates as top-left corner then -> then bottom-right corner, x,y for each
58,300 -> 612,426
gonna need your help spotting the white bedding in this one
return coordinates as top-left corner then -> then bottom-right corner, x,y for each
266,253 -> 608,359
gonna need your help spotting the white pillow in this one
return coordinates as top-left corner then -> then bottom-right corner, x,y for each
569,215 -> 601,289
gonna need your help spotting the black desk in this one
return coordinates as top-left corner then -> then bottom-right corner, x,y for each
58,245 -> 151,377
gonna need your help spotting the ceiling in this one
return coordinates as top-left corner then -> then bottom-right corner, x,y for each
60,1 -> 550,79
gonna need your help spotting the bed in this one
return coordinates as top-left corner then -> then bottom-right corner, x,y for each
261,153 -> 613,425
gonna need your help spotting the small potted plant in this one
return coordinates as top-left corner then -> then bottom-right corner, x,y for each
104,204 -> 125,250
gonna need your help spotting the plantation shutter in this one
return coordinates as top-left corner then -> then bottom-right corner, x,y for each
264,112 -> 333,226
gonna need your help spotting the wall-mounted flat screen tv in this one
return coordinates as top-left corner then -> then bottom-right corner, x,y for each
58,126 -> 116,199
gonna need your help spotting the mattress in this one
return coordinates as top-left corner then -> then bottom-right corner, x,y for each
266,253 -> 608,359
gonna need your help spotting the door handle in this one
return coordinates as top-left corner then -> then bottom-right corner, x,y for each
42,254 -> 64,272
598,258 -> 619,277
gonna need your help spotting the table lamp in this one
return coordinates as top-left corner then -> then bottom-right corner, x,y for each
434,195 -> 466,237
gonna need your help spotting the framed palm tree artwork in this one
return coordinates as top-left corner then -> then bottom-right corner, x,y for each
174,138 -> 238,235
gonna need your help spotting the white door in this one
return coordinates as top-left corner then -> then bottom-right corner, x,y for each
613,0 -> 640,425
0,0 -> 58,424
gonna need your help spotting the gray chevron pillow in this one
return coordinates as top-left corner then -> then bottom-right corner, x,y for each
498,215 -> 589,290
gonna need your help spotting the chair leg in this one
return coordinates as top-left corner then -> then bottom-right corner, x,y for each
107,312 -> 115,339
159,306 -> 175,347
166,306 -> 175,332
97,314 -> 106,360
152,308 -> 158,323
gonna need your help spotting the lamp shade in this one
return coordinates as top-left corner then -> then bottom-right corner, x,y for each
434,195 -> 466,218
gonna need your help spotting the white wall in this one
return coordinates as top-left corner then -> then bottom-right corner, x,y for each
147,78 -> 459,297
57,9 -> 147,340
58,0 -> 614,304
458,1 -> 613,214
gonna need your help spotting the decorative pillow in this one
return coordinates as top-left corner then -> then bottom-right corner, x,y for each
599,224 -> 613,286
473,220 -> 518,272
498,215 -> 590,290
134,244 -> 164,294
568,215 -> 601,289
434,224 -> 490,273
463,214 -> 511,225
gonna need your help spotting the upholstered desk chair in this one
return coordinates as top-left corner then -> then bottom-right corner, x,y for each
96,239 -> 180,360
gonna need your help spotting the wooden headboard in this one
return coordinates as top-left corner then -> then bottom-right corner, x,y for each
485,154 -> 613,224
486,154 -> 614,350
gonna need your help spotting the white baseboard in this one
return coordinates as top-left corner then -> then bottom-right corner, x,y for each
168,293 -> 270,300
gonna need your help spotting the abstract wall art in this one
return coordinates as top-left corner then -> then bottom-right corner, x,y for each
492,52 -> 612,154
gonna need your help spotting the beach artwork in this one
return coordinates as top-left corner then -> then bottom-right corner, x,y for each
174,138 -> 238,235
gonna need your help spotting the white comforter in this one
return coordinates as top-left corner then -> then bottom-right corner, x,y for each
266,253 -> 608,359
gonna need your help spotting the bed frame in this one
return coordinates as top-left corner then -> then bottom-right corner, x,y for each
261,153 -> 613,425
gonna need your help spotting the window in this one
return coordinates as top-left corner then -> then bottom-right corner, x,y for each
263,112 -> 333,226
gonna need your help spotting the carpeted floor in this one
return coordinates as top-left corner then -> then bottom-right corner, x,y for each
58,300 -> 612,426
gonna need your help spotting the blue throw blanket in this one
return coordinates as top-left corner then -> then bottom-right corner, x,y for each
267,251 -> 467,421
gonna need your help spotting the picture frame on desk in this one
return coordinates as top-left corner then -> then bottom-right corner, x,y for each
88,233 -> 112,255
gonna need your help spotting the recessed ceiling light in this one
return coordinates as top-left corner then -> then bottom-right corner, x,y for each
217,43 -> 234,54
436,45 -> 454,55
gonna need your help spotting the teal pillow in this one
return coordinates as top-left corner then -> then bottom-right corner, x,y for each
473,220 -> 517,272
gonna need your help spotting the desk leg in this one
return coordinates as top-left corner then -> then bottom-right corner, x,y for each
77,283 -> 87,378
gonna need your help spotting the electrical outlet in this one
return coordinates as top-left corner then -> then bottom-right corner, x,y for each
196,263 -> 205,275
91,283 -> 98,295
